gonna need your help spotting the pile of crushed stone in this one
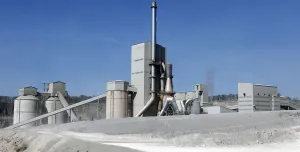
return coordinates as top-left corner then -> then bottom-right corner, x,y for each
1,110 -> 300,151
0,130 -> 63,152
46,111 -> 300,148
0,130 -> 142,152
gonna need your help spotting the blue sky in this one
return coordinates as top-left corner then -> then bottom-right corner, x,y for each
0,0 -> 300,97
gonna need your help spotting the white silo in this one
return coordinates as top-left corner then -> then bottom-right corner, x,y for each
45,82 -> 67,124
45,97 -> 66,124
106,80 -> 129,119
13,87 -> 39,128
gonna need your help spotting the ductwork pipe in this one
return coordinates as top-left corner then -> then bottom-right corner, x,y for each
180,100 -> 186,114
160,61 -> 166,93
184,99 -> 194,114
159,101 -> 169,116
135,1 -> 157,117
135,95 -> 155,117
171,100 -> 180,114
157,61 -> 166,116
165,63 -> 173,94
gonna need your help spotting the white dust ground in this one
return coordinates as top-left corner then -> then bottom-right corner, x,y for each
1,110 -> 300,152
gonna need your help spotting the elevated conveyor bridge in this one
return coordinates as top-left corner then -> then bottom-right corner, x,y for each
226,101 -> 300,111
6,94 -> 106,129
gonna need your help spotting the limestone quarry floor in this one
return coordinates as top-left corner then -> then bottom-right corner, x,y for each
1,110 -> 300,152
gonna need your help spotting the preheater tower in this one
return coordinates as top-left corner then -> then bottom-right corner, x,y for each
131,2 -> 167,117
131,42 -> 166,116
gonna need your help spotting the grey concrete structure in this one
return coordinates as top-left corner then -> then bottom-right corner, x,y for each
131,42 -> 166,116
47,81 -> 68,97
175,91 -> 197,100
106,80 -> 130,119
57,92 -> 77,121
195,84 -> 209,105
18,86 -> 38,96
238,83 -> 278,112
174,84 -> 209,106
13,95 -> 39,128
190,100 -> 201,114
13,87 -> 40,128
202,106 -> 236,114
6,94 -> 107,129
45,97 -> 66,124
45,82 -> 72,124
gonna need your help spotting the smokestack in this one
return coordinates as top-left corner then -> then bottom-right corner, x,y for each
151,1 -> 157,95
165,63 -> 173,94
135,1 -> 158,117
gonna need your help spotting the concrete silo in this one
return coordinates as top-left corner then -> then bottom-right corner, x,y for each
45,81 -> 67,124
13,87 -> 39,128
106,80 -> 129,119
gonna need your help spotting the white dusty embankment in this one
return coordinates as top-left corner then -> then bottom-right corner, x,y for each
1,110 -> 300,152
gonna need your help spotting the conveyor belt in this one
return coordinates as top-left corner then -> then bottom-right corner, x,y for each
57,91 -> 77,121
6,94 -> 106,129
280,100 -> 300,110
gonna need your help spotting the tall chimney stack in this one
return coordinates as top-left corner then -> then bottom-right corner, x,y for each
135,1 -> 158,117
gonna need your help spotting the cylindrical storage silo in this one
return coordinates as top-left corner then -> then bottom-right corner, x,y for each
13,95 -> 39,128
190,101 -> 201,114
106,90 -> 128,119
45,97 -> 66,124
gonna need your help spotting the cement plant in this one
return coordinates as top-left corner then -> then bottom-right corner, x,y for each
1,2 -> 300,152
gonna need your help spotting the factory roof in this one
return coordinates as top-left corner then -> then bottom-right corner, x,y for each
131,41 -> 165,47
51,81 -> 66,84
22,86 -> 37,89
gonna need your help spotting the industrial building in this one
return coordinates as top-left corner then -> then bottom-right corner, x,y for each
131,42 -> 166,116
237,82 -> 300,112
5,1 -> 300,129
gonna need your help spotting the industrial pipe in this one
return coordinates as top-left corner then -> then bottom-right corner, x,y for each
171,100 -> 180,114
184,99 -> 194,114
159,101 -> 169,116
165,63 -> 173,94
180,100 -> 186,114
57,91 -> 77,121
157,61 -> 166,116
160,61 -> 166,93
135,1 -> 158,117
